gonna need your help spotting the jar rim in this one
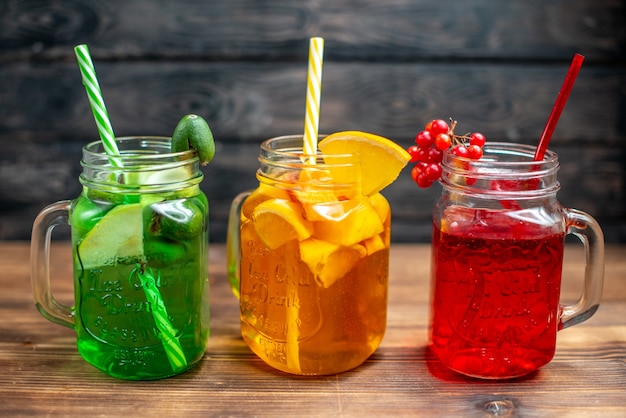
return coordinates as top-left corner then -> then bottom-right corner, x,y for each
79,136 -> 203,192
260,134 -> 354,162
440,142 -> 561,198
82,136 -> 198,163
444,142 -> 559,169
257,134 -> 360,191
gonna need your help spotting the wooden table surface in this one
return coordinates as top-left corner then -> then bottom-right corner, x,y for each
1,241 -> 625,417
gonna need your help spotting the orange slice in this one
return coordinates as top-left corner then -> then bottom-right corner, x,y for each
368,193 -> 390,223
360,234 -> 387,255
313,197 -> 384,247
300,197 -> 361,225
251,199 -> 313,249
242,182 -> 291,219
318,131 -> 411,196
287,170 -> 341,221
299,238 -> 362,288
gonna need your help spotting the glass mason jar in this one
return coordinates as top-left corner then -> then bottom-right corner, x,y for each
227,135 -> 390,375
31,137 -> 210,380
429,142 -> 604,379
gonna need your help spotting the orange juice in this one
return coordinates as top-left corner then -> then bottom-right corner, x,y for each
228,133 -> 409,375
239,187 -> 390,375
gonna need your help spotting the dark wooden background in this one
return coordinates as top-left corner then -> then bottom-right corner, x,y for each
1,0 -> 624,243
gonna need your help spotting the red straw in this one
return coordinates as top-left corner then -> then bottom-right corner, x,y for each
534,53 -> 585,161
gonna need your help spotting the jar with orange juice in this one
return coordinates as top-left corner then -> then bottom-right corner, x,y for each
227,132 -> 410,375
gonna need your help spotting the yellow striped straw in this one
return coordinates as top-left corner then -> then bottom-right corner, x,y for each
303,37 -> 325,160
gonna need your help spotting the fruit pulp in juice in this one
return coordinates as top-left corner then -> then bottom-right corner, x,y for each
239,186 -> 389,375
430,205 -> 565,378
70,190 -> 209,380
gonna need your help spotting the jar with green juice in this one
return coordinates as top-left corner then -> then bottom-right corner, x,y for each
31,136 -> 210,380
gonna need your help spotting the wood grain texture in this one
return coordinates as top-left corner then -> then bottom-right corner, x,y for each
0,0 -> 624,243
0,0 -> 623,61
1,242 -> 625,417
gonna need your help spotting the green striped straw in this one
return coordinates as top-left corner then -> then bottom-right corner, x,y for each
74,44 -> 187,372
136,267 -> 188,372
74,44 -> 122,168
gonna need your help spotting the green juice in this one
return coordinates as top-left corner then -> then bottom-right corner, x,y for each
69,190 -> 209,380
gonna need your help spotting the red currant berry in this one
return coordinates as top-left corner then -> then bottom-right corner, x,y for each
451,145 -> 469,157
415,161 -> 429,173
417,147 -> 430,162
407,145 -> 421,163
415,173 -> 434,188
467,144 -> 483,160
427,119 -> 449,136
424,163 -> 443,181
428,147 -> 443,163
469,132 -> 486,148
410,165 -> 421,183
434,133 -> 451,151
415,130 -> 433,148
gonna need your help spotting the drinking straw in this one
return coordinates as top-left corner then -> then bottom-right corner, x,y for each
534,53 -> 585,161
303,37 -> 325,159
74,44 -> 187,372
136,268 -> 188,371
74,44 -> 122,168
284,37 -> 325,373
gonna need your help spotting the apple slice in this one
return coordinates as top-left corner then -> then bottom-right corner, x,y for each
77,203 -> 144,269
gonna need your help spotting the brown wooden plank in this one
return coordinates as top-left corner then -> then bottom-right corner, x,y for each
0,0 -> 623,61
1,242 -> 625,417
1,62 -> 623,145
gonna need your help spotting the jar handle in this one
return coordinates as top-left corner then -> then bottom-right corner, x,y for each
30,200 -> 75,329
560,208 -> 605,330
226,190 -> 251,299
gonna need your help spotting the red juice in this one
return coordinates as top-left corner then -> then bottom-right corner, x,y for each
429,205 -> 565,378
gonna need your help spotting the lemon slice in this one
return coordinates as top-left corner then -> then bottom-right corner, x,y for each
78,203 -> 144,269
251,199 -> 313,249
299,238 -> 362,288
318,131 -> 411,196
